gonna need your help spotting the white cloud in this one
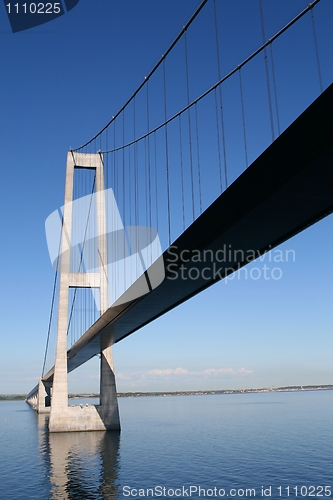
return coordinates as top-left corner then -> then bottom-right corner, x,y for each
116,367 -> 253,381
144,367 -> 189,378
202,367 -> 253,377
117,372 -> 138,381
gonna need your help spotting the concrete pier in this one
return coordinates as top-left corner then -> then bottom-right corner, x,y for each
47,151 -> 120,432
37,379 -> 51,413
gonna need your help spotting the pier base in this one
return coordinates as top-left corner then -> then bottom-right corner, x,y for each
48,346 -> 120,432
49,403 -> 120,432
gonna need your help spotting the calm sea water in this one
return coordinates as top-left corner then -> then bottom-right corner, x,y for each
0,391 -> 332,500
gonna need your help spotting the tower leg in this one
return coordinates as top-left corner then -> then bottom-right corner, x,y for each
37,379 -> 51,414
98,346 -> 121,430
48,259 -> 71,431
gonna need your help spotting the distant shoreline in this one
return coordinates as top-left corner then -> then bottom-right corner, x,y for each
1,385 -> 332,401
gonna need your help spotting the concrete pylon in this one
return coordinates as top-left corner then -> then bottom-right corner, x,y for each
37,379 -> 51,414
49,151 -> 120,432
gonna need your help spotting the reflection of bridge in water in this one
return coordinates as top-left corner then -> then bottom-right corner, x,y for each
27,0 -> 333,432
37,411 -> 120,499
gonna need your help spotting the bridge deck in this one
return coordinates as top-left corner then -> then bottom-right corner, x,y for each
42,83 -> 333,385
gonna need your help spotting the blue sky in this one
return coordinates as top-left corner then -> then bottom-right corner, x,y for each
0,0 -> 332,394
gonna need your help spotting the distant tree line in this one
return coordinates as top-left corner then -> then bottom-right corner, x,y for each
0,395 -> 26,401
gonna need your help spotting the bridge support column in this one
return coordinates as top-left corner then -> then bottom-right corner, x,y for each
37,379 -> 51,414
98,346 -> 120,429
49,345 -> 120,431
48,151 -> 120,433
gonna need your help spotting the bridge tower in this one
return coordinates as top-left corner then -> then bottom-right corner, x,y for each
47,151 -> 120,432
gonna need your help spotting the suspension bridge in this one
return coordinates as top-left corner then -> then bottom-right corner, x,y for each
26,0 -> 333,432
